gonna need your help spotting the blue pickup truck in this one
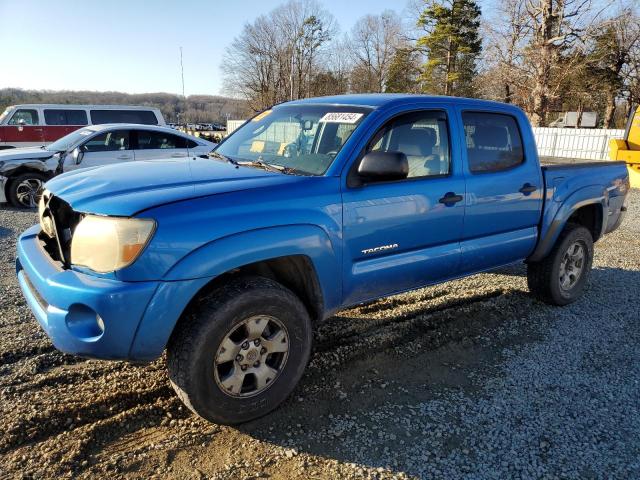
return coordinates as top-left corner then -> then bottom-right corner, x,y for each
16,95 -> 629,424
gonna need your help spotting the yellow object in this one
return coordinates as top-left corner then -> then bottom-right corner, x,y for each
609,107 -> 640,188
250,140 -> 265,153
628,164 -> 640,187
627,106 -> 640,150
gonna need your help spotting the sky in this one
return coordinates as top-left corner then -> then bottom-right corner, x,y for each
0,0 -> 418,97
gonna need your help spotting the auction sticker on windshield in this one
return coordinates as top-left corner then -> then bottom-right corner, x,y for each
319,112 -> 363,123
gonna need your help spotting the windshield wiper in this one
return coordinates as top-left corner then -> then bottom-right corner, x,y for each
237,159 -> 283,174
208,151 -> 239,166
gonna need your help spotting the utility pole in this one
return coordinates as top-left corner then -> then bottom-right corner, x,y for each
180,46 -> 186,98
179,46 -> 186,127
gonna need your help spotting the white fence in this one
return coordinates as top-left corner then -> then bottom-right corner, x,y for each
226,120 -> 246,136
532,127 -> 624,160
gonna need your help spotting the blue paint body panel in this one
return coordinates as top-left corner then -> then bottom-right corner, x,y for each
16,94 -> 630,361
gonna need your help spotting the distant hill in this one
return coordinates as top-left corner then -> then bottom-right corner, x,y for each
0,88 -> 250,123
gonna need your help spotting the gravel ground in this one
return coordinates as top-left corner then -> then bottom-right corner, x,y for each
0,190 -> 639,480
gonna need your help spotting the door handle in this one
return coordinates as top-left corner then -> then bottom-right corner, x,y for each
117,154 -> 131,160
171,152 -> 187,158
519,183 -> 537,195
438,192 -> 464,205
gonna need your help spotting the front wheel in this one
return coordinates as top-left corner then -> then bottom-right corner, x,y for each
8,172 -> 47,208
527,223 -> 594,305
167,276 -> 312,424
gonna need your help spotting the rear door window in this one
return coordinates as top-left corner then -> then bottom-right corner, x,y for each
8,109 -> 39,125
462,112 -> 524,173
90,110 -> 158,125
44,109 -> 88,125
136,130 -> 189,149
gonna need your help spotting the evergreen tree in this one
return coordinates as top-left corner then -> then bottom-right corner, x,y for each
386,48 -> 421,93
416,0 -> 482,96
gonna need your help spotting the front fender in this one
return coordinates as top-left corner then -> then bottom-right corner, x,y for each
127,225 -> 341,360
528,184 -> 606,262
0,158 -> 57,177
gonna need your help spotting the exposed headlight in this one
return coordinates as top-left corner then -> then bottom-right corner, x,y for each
38,190 -> 55,238
70,215 -> 155,273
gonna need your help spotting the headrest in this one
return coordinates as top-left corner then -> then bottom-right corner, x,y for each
392,125 -> 436,157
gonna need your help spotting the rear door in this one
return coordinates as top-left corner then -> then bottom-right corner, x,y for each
64,129 -> 133,171
341,106 -> 465,305
3,108 -> 44,147
133,129 -> 190,160
457,109 -> 543,272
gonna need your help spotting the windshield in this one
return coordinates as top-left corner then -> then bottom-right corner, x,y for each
46,127 -> 96,151
0,107 -> 13,124
214,105 -> 372,175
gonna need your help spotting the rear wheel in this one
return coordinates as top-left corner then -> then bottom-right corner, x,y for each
8,172 -> 47,208
167,276 -> 312,424
527,223 -> 593,305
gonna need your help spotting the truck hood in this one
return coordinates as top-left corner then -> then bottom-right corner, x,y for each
44,157 -> 306,216
0,147 -> 56,161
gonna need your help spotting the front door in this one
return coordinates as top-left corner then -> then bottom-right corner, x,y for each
342,109 -> 465,305
458,110 -> 543,272
64,129 -> 134,171
4,108 -> 44,147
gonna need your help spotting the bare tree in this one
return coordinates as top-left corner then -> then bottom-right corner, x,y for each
524,0 -> 600,126
348,11 -> 404,92
222,0 -> 337,110
587,8 -> 640,126
480,0 -> 531,104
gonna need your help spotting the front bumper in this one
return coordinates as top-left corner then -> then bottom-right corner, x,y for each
16,224 -> 210,361
0,175 -> 7,203
16,225 -> 160,359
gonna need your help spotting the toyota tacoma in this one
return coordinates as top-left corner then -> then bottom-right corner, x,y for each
16,95 -> 629,424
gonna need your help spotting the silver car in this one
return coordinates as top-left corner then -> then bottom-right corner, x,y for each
0,124 -> 215,208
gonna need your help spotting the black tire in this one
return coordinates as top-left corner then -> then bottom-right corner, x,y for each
167,276 -> 312,424
527,223 -> 593,306
7,172 -> 47,208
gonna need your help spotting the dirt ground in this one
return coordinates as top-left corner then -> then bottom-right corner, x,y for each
1,190 -> 639,479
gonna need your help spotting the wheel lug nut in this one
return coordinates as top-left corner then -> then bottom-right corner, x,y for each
254,338 -> 261,346
241,365 -> 247,371
260,347 -> 266,355
253,361 -> 260,367
235,354 -> 243,362
241,341 -> 249,349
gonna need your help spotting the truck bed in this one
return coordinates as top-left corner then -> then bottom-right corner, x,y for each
533,159 -> 629,262
539,156 -> 617,166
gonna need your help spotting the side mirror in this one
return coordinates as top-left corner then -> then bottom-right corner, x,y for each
18,119 -> 26,126
357,151 -> 409,184
71,147 -> 84,164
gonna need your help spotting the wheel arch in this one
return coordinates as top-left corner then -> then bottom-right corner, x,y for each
529,186 -> 606,262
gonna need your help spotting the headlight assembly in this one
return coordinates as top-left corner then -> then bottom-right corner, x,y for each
38,190 -> 55,238
70,215 -> 155,273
